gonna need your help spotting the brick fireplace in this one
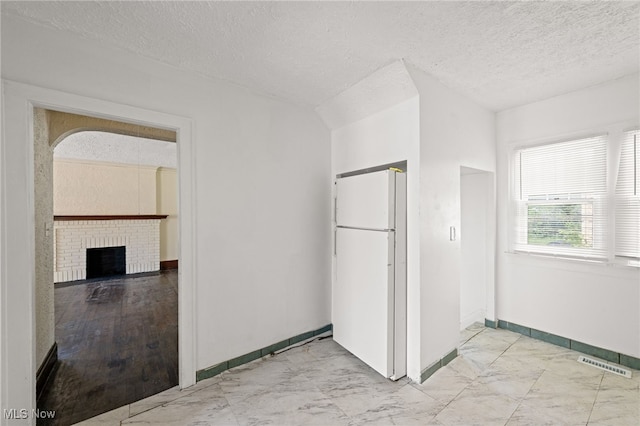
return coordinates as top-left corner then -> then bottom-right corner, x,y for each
53,215 -> 166,283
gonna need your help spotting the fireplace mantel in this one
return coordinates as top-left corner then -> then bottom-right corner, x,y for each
54,215 -> 168,221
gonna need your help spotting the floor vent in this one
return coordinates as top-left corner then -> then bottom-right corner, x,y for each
577,355 -> 632,378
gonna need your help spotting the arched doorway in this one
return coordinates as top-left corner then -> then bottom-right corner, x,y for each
34,109 -> 180,424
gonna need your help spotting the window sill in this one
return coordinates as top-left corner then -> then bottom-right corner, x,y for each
505,251 -> 640,275
511,249 -> 605,263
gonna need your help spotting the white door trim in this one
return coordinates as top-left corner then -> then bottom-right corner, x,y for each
0,80 -> 197,423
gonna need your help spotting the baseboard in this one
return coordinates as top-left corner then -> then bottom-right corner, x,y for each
36,342 -> 58,402
484,318 -> 497,329
196,324 -> 333,382
160,260 -> 178,270
420,347 -> 458,383
496,319 -> 640,371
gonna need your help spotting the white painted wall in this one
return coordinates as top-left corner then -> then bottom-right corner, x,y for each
1,14 -> 331,421
496,74 -> 640,358
460,169 -> 493,329
407,65 -> 496,372
54,159 -> 158,215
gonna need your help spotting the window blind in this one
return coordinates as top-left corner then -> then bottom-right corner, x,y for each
615,130 -> 640,259
513,135 -> 608,258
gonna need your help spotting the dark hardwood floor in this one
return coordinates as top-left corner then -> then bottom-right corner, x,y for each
39,270 -> 178,425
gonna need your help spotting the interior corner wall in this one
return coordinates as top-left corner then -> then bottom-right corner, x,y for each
406,65 -> 496,372
1,14 -> 331,416
496,74 -> 640,358
331,96 -> 421,380
157,167 -> 178,261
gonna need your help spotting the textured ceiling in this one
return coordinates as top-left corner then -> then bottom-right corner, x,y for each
2,1 -> 639,111
54,132 -> 177,169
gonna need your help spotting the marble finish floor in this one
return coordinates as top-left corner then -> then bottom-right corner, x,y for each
77,324 -> 639,425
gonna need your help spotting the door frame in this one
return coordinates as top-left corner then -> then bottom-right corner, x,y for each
1,80 -> 197,419
459,166 -> 497,328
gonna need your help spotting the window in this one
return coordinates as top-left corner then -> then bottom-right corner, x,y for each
512,135 -> 607,259
615,130 -> 640,260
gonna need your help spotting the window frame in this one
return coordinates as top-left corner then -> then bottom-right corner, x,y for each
509,134 -> 609,261
515,198 -> 605,259
614,129 -> 640,262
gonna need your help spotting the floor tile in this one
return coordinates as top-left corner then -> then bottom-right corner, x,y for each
588,387 -> 640,425
123,383 -> 237,425
75,324 -> 640,426
74,405 -> 129,425
437,382 -> 520,425
411,366 -> 473,403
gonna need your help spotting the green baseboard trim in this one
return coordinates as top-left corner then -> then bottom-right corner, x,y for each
290,331 -> 315,345
498,320 -> 531,337
420,360 -> 441,383
313,324 -> 333,336
496,319 -> 640,371
442,348 -> 458,366
260,339 -> 290,357
620,354 -> 640,370
570,340 -> 619,363
228,349 -> 262,369
420,348 -> 458,383
196,324 -> 333,382
196,361 -> 227,382
484,319 -> 497,329
530,328 -> 570,349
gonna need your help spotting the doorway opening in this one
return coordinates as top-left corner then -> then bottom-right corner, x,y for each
459,167 -> 496,330
34,109 -> 180,424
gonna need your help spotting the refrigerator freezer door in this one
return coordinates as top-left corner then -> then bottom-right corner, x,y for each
336,170 -> 395,230
334,227 -> 394,378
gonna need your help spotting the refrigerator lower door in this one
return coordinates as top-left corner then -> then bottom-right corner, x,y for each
334,227 -> 394,378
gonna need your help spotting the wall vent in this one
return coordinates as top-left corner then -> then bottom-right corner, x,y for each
577,355 -> 632,378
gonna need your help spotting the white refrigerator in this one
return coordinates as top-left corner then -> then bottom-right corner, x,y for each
333,169 -> 407,380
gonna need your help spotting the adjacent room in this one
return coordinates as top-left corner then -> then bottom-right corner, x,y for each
40,128 -> 179,425
1,1 -> 638,425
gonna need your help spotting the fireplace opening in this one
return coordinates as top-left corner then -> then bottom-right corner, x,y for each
86,246 -> 126,279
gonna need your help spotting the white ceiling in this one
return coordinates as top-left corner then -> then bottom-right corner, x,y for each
2,1 -> 639,111
54,132 -> 177,169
